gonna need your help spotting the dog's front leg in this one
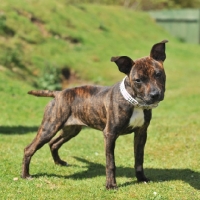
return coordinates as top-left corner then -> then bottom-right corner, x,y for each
134,128 -> 149,182
104,131 -> 118,189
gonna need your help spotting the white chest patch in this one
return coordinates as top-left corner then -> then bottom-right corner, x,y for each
129,108 -> 145,128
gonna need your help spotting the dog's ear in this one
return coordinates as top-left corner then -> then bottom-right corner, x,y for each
150,40 -> 168,62
111,56 -> 134,75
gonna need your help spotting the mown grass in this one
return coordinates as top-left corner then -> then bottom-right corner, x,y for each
0,2 -> 200,200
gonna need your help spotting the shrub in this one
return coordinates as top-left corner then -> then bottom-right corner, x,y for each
34,63 -> 62,90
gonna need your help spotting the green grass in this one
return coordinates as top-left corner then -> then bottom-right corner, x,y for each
0,2 -> 200,200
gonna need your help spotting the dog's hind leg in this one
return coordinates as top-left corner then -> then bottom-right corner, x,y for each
21,101 -> 68,179
21,120 -> 65,178
49,125 -> 82,166
21,123 -> 63,178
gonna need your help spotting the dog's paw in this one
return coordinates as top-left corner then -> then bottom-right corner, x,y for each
136,171 -> 150,183
55,160 -> 68,166
21,174 -> 32,179
106,183 -> 118,190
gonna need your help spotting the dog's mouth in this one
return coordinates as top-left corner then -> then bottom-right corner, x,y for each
135,97 -> 160,109
142,102 -> 159,109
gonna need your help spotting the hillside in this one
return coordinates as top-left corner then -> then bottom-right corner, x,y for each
0,1 -> 177,88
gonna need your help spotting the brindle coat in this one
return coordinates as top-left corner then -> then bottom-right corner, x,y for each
21,40 -> 168,189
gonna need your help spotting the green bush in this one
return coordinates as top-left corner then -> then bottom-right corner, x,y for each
34,63 -> 62,90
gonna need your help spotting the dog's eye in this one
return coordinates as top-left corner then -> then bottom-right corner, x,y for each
134,79 -> 141,83
155,72 -> 161,78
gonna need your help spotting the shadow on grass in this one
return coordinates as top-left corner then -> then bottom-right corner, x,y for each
0,126 -> 90,134
0,126 -> 38,134
33,156 -> 200,190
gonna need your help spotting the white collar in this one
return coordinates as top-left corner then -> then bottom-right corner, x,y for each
119,76 -> 158,110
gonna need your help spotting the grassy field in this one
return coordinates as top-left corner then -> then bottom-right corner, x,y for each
0,2 -> 200,200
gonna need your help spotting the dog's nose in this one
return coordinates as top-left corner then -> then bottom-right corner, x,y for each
150,90 -> 159,100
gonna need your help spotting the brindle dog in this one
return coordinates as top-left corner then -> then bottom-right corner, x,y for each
22,40 -> 168,189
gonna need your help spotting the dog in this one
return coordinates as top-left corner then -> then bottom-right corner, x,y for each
21,40 -> 168,189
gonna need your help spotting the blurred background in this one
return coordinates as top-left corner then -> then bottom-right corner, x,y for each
0,0 -> 200,90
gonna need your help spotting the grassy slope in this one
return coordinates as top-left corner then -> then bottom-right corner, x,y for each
1,1 -> 177,85
0,2 -> 200,200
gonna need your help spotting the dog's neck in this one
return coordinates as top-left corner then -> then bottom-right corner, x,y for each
120,76 -> 138,105
119,76 -> 158,110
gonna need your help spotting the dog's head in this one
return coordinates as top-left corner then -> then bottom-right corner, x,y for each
111,40 -> 168,107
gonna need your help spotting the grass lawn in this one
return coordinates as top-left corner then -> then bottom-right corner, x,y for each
0,2 -> 200,200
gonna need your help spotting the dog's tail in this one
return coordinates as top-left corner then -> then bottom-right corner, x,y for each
28,90 -> 58,98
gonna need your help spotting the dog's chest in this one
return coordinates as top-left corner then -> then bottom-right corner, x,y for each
128,108 -> 145,128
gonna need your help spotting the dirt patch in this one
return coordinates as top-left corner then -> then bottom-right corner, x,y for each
15,9 -> 50,37
61,67 -> 91,89
0,11 -> 15,37
63,36 -> 80,44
